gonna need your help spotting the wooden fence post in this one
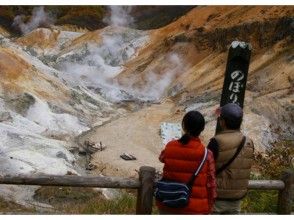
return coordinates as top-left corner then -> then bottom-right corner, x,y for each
136,166 -> 156,215
277,170 -> 294,214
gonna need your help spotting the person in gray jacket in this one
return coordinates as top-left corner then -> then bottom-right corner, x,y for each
207,103 -> 254,214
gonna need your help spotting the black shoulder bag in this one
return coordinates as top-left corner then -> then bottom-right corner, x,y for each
216,136 -> 246,175
154,148 -> 208,208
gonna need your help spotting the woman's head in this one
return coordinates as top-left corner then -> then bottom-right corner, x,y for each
179,111 -> 205,145
182,111 -> 205,136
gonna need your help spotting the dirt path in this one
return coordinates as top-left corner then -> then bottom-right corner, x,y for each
79,99 -> 183,178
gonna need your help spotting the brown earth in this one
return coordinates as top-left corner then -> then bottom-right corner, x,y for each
0,47 -> 70,103
16,28 -> 61,50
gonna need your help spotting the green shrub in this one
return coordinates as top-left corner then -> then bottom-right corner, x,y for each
242,140 -> 294,213
254,140 -> 294,179
242,190 -> 278,213
78,191 -> 137,214
0,197 -> 36,213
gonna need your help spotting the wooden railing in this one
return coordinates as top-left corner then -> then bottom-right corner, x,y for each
0,167 -> 292,214
248,170 -> 293,214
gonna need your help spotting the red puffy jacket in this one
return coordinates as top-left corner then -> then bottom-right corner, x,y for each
156,137 -> 216,214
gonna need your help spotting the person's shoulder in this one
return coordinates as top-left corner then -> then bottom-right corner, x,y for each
214,130 -> 243,141
213,132 -> 223,141
165,139 -> 180,148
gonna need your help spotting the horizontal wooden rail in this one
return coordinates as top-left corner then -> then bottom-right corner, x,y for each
0,168 -> 292,214
248,180 -> 285,190
0,175 -> 140,189
0,176 -> 285,190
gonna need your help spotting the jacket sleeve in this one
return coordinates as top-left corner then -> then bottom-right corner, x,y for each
206,150 -> 217,212
159,142 -> 172,163
159,149 -> 165,163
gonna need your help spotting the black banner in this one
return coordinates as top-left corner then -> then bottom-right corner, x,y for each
215,41 -> 252,134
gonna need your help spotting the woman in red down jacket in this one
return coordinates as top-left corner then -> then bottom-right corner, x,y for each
156,111 -> 216,214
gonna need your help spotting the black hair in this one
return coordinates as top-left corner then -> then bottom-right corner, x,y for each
220,116 -> 242,130
178,111 -> 205,145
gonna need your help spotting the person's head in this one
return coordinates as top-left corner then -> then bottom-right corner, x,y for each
179,111 -> 205,145
219,103 -> 243,130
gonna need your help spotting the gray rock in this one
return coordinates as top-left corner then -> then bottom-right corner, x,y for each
56,151 -> 68,162
167,83 -> 183,97
78,146 -> 87,155
0,112 -> 12,122
24,46 -> 38,57
6,93 -> 35,116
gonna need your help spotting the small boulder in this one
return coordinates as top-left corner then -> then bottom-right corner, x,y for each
0,112 -> 12,122
56,151 -> 69,162
6,93 -> 35,116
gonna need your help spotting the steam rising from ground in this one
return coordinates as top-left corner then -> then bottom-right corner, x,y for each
57,7 -> 182,103
26,97 -> 88,136
112,53 -> 185,102
11,5 -> 182,103
58,28 -> 145,87
103,6 -> 134,27
13,6 -> 54,34
59,28 -> 184,103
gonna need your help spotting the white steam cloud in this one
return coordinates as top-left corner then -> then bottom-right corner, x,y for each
103,6 -> 134,27
60,32 -> 184,103
13,6 -> 54,34
112,53 -> 184,102
58,29 -> 145,87
58,17 -> 184,103
64,52 -> 184,103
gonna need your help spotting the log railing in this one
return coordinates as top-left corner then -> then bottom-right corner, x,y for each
0,167 -> 292,214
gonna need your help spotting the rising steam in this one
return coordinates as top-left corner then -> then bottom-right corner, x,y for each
57,7 -> 183,103
103,6 -> 134,27
12,6 -> 54,34
60,34 -> 184,103
112,53 -> 185,102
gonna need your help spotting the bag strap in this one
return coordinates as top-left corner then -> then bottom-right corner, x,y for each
187,148 -> 208,188
216,136 -> 246,175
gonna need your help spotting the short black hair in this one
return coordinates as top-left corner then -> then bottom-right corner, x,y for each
179,111 -> 205,145
221,115 -> 242,130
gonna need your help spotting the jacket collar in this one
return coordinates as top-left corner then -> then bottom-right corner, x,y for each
219,129 -> 241,134
189,136 -> 201,142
